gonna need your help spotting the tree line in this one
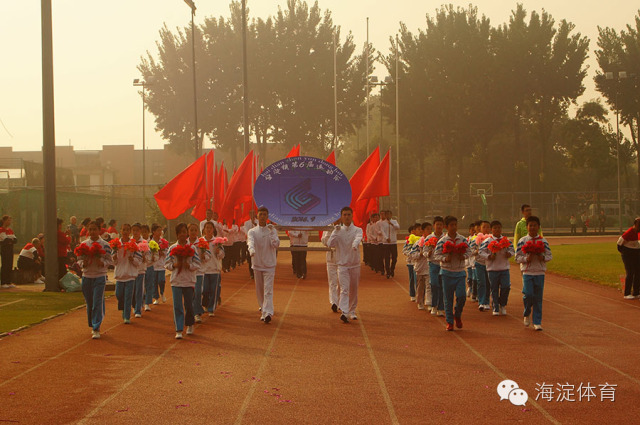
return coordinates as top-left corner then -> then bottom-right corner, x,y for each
138,1 -> 640,201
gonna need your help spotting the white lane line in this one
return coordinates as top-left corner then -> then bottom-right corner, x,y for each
0,299 -> 25,308
391,276 -> 560,424
76,279 -> 252,423
234,279 -> 299,425
357,314 -> 400,425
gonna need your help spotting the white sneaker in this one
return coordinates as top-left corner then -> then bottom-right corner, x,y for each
437,310 -> 444,317
175,332 -> 183,339
144,305 -> 151,312
194,315 -> 202,323
91,331 -> 100,339
208,312 -> 215,317
624,295 -> 636,299
162,295 -> 167,303
186,325 -> 194,335
123,319 -> 130,324
417,304 -> 425,310
349,314 -> 358,320
492,311 -> 500,316
523,315 -> 531,327
410,297 -> 416,302
500,306 -> 507,316
533,324 -> 543,331
430,307 -> 437,315
483,304 -> 491,310
135,313 -> 142,318
153,299 -> 160,305
35,278 -> 45,284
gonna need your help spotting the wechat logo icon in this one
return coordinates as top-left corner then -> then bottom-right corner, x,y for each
497,380 -> 528,406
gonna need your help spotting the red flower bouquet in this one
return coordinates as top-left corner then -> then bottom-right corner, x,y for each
124,240 -> 139,253
170,245 -> 195,258
109,238 -> 122,250
424,237 -> 438,248
443,241 -> 468,254
522,240 -> 545,255
159,238 -> 169,251
488,237 -> 511,254
89,242 -> 106,257
197,238 -> 210,250
74,244 -> 90,257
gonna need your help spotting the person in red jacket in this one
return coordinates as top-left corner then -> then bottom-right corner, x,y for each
57,218 -> 71,280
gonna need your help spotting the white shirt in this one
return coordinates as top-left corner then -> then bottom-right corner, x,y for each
380,219 -> 400,244
327,223 -> 363,269
288,230 -> 309,246
247,224 -> 280,271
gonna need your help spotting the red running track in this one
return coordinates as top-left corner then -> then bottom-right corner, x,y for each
0,250 -> 638,424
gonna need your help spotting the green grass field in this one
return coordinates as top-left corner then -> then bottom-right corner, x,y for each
0,291 -> 91,334
546,242 -> 624,289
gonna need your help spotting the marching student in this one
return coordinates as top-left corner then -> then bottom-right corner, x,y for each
112,223 -> 142,324
434,216 -> 471,331
411,222 -> 433,310
289,229 -> 309,279
515,216 -> 552,331
425,216 -> 445,316
107,219 -> 118,240
130,223 -> 149,317
0,215 -> 17,288
200,221 -> 225,316
187,223 -> 208,323
231,219 -> 244,269
150,224 -> 169,304
76,221 -> 113,339
466,222 -> 478,300
380,210 -> 400,279
321,222 -> 340,313
368,212 -> 384,275
165,222 -> 201,339
221,220 -> 236,272
472,221 -> 492,311
242,212 -> 258,279
140,224 -> 156,309
402,224 -> 418,302
199,209 -> 216,234
479,221 -> 515,316
247,207 -> 280,323
327,207 -> 364,324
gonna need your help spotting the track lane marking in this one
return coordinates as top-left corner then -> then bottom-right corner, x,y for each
391,276 -> 560,424
234,278 -> 299,425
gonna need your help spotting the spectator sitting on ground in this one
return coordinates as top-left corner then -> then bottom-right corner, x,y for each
18,238 -> 44,284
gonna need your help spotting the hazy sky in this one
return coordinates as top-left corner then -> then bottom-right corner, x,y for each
0,1 -> 638,152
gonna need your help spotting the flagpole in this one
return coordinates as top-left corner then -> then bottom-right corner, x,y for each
334,31 -> 338,151
365,17 -> 370,157
395,34 -> 400,224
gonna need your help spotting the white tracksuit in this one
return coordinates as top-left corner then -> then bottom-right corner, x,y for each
327,223 -> 363,317
321,231 -> 339,306
247,224 -> 280,318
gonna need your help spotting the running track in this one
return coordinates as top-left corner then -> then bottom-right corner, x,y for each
1,245 -> 638,424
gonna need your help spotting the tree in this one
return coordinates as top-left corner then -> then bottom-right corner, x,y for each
594,11 -> 640,190
138,0 -> 369,165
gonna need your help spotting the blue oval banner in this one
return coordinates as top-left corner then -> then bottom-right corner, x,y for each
253,156 -> 352,227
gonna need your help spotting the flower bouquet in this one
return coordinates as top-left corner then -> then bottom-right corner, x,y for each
109,238 -> 122,250
522,240 -> 545,255
170,244 -> 195,274
443,240 -> 468,255
488,237 -> 511,254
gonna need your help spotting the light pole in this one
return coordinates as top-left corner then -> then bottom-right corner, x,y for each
606,71 -> 627,233
41,0 -> 59,292
241,0 -> 250,156
365,17 -> 370,156
133,77 -> 153,220
183,0 -> 199,160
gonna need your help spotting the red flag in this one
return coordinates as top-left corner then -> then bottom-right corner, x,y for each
214,161 -> 226,214
350,147 -> 380,227
358,150 -> 390,201
154,154 -> 207,219
220,151 -> 255,223
326,151 -> 336,165
285,144 -> 300,158
191,151 -> 216,220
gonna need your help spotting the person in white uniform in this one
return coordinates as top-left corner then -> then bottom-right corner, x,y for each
327,207 -> 363,323
321,224 -> 340,312
247,207 -> 280,323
